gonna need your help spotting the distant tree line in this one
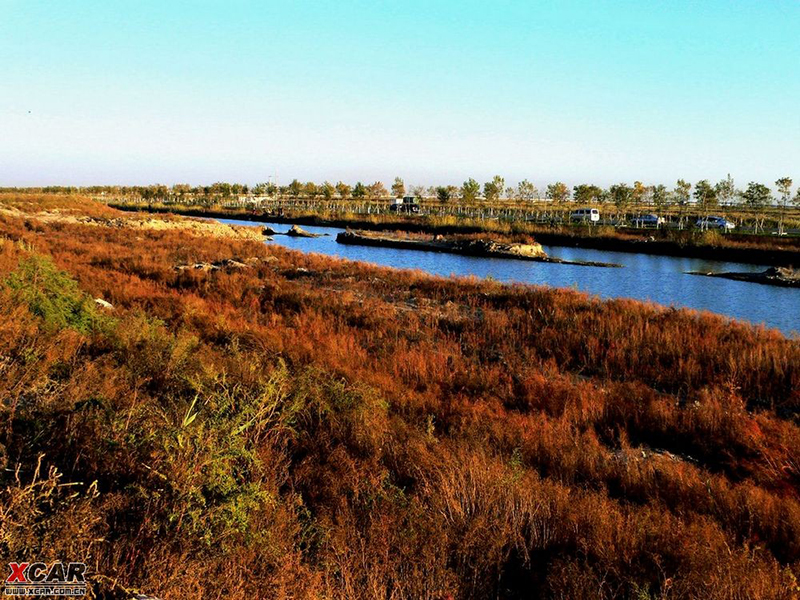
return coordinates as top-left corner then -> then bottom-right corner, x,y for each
3,175 -> 798,211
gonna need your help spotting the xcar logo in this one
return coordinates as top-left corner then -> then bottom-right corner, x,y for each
4,562 -> 87,596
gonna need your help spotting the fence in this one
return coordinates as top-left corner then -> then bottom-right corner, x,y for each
102,194 -> 800,234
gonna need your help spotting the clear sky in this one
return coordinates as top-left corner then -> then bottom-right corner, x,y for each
0,0 -> 798,189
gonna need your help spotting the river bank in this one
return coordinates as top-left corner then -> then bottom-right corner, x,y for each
215,216 -> 799,334
109,202 -> 800,266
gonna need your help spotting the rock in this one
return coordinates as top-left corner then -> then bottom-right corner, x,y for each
94,298 -> 114,310
263,226 -> 279,236
219,259 -> 248,269
687,266 -> 800,287
285,224 -> 320,238
502,242 -> 548,259
175,257 -> 270,272
451,238 -> 547,259
174,262 -> 220,272
764,266 -> 797,280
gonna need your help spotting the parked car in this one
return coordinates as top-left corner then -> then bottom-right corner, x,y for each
389,196 -> 421,214
631,214 -> 665,227
569,208 -> 600,223
696,216 -> 735,231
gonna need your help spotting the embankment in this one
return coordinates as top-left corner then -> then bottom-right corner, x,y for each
109,202 -> 800,266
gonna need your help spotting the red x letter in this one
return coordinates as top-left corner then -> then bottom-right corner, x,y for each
7,563 -> 28,583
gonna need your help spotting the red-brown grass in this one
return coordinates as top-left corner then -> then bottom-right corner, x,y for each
0,195 -> 798,599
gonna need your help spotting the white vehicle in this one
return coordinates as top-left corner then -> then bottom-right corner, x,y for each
388,196 -> 421,214
696,216 -> 735,231
570,208 -> 600,223
631,214 -> 665,228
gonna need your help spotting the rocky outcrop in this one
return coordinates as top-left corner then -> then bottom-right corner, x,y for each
94,298 -> 114,310
285,224 -> 321,238
688,266 -> 800,287
175,257 -> 267,272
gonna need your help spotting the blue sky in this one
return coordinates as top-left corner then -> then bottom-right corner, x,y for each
0,0 -> 798,189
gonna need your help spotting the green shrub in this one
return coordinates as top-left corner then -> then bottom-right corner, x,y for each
5,254 -> 110,334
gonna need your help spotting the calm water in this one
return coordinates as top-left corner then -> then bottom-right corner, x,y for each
218,218 -> 799,337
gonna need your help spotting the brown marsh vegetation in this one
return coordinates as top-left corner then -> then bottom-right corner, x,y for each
0,195 -> 798,599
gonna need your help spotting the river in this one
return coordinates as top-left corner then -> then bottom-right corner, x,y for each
217,218 -> 799,337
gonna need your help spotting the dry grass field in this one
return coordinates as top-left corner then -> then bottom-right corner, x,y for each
0,195 -> 798,599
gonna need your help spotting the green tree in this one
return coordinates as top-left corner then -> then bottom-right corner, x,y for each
172,184 -> 192,199
573,184 -> 602,204
609,183 -> 632,209
741,182 -> 771,208
517,179 -> 538,202
352,182 -> 367,199
304,181 -> 320,199
673,179 -> 691,206
210,182 -> 232,197
775,177 -> 792,206
546,182 -> 570,203
715,174 -> 736,206
461,178 -> 481,202
253,182 -> 277,197
321,181 -> 335,200
288,179 -> 303,198
391,177 -> 405,198
483,175 -> 505,202
741,182 -> 772,233
632,181 -> 648,205
775,177 -> 792,234
651,185 -> 668,211
335,182 -> 352,200
694,179 -> 718,211
672,179 -> 692,228
436,186 -> 451,203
